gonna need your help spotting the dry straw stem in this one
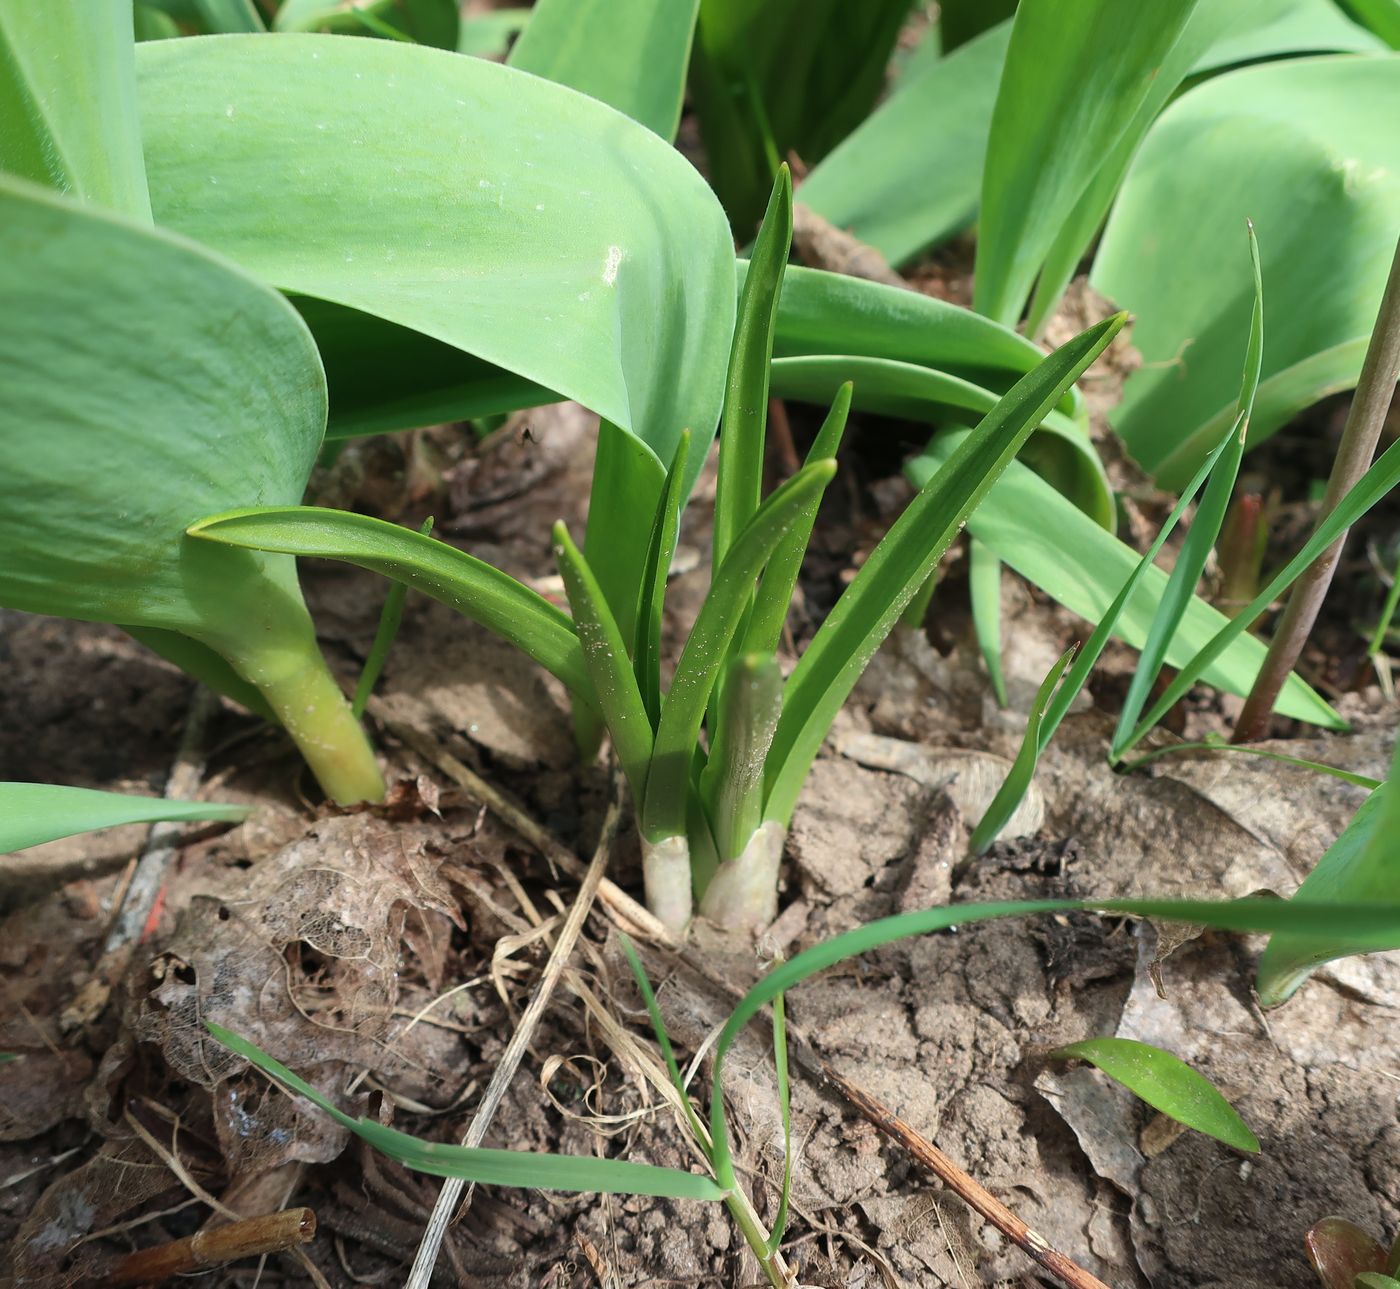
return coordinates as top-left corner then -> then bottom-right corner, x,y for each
105,1207 -> 315,1286
1235,233 -> 1400,742
405,763 -> 626,1289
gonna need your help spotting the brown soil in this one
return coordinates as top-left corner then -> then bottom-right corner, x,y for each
3,367 -> 1397,1289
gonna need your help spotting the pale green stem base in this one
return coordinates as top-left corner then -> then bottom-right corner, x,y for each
239,638 -> 383,800
642,834 -> 693,933
698,821 -> 785,932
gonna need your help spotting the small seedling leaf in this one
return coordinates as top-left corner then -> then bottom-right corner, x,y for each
1,783 -> 250,856
633,433 -> 691,728
1050,1037 -> 1260,1154
970,539 -> 1009,708
207,1022 -> 723,1200
1305,1217 -> 1389,1289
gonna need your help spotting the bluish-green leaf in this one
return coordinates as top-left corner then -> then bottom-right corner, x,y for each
2,783 -> 250,855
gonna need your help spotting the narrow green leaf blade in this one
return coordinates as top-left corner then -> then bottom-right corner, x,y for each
1111,223 -> 1264,760
909,441 -> 1341,728
643,460 -> 838,841
553,522 -> 655,801
970,645 -> 1076,854
1,783 -> 250,856
764,315 -> 1126,828
0,1 -> 151,221
353,516 -> 433,718
699,654 -> 784,863
188,507 -> 591,703
634,434 -> 691,728
1050,1037 -> 1260,1153
714,166 -> 793,570
974,0 -> 1200,324
207,1022 -> 722,1200
969,538 -> 1008,708
508,0 -> 700,140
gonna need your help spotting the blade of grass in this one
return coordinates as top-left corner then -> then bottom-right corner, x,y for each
642,460 -> 838,842
970,538 -> 1008,707
1049,1037 -> 1259,1153
553,524 -> 655,802
634,433 -> 691,728
353,516 -> 433,718
1,783 -> 249,855
1111,222 -> 1264,761
970,645 -> 1076,854
698,653 -> 784,863
763,314 -> 1127,829
206,1022 -> 722,1200
1122,738 -> 1381,790
1120,430 -> 1400,756
766,985 -> 792,1257
714,166 -> 793,572
188,507 -> 592,706
742,383 -> 851,658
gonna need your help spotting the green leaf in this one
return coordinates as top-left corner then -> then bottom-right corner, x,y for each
206,1021 -> 723,1200
1,783 -> 250,855
1122,430 -> 1400,751
274,0 -> 459,48
634,434 -> 691,728
458,7 -> 530,57
1196,0 -> 1385,70
974,0 -> 1200,325
714,166 -> 793,571
908,441 -> 1342,728
1111,222 -> 1264,761
706,895 -> 1400,1194
1049,1037 -> 1260,1153
508,0 -> 700,140
1093,54 -> 1400,483
1124,739 -> 1382,791
0,177 -> 380,804
190,0 -> 266,34
690,0 -> 913,234
699,654 -> 784,863
188,506 -> 592,706
1256,740 -> 1397,1006
769,354 -> 1112,528
642,460 -> 838,842
969,539 -> 1008,708
1340,0 -> 1400,46
1355,1275 -> 1400,1288
797,21 -> 1011,268
553,522 -> 655,803
123,627 -> 277,723
1306,1217 -> 1391,1289
137,33 -> 734,479
970,646 -> 1076,854
743,384 -> 852,658
763,315 -> 1126,829
0,1 -> 151,221
353,516 -> 433,719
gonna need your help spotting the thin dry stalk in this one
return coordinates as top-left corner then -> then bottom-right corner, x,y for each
103,1207 -> 315,1286
404,764 -> 625,1289
1234,233 -> 1400,741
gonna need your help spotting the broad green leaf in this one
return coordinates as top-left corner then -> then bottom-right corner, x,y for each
1256,757 -> 1395,1007
188,507 -> 593,706
274,0 -> 459,48
1340,0 -> 1400,45
797,21 -> 1011,268
0,0 -> 151,221
1094,55 -> 1400,484
137,33 -> 734,478
743,384 -> 852,658
134,5 -> 182,41
910,439 -> 1342,728
972,646 -> 1074,852
207,1022 -> 723,1200
691,0 -> 913,234
974,0 -> 1200,325
714,167 -> 793,570
1,783 -> 250,855
125,627 -> 276,722
769,354 -> 1112,528
766,264 -> 1080,418
642,461 -> 838,841
937,0 -> 1017,50
508,0 -> 700,140
1111,223 -> 1264,761
459,7 -> 530,57
1123,429 -> 1400,750
191,0 -> 266,34
969,538 -> 1009,708
1194,0 -> 1384,70
763,315 -> 1126,828
1050,1037 -> 1260,1153
553,522 -> 655,802
1306,1217 -> 1391,1289
0,178 -> 380,803
706,895 -> 1400,1194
